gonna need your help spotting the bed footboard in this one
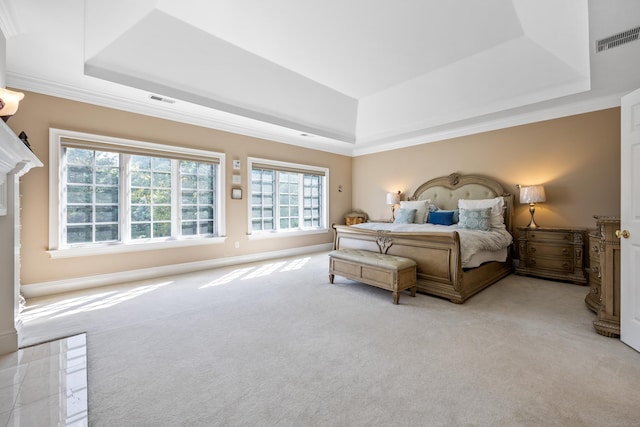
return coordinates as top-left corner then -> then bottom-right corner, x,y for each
332,224 -> 511,303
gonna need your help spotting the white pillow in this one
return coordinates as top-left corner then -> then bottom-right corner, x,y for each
458,197 -> 505,229
400,199 -> 430,223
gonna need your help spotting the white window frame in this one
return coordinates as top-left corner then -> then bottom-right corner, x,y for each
48,128 -> 226,258
247,157 -> 329,239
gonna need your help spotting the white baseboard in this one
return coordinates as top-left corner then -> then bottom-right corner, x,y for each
0,327 -> 18,355
21,243 -> 332,299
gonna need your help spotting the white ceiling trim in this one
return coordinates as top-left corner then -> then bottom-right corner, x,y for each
0,1 -> 20,38
352,93 -> 622,156
8,71 -> 621,158
7,72 -> 355,156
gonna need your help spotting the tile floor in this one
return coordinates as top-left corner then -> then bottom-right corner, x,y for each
0,333 -> 88,426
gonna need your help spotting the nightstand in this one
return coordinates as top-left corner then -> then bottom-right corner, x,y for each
516,226 -> 587,284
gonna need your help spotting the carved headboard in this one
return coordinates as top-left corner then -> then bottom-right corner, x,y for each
410,173 -> 514,235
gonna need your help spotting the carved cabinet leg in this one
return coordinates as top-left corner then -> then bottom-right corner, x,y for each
329,274 -> 334,284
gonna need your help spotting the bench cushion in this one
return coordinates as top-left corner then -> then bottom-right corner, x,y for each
328,249 -> 416,270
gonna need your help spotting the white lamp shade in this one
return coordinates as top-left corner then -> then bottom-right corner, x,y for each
519,185 -> 546,204
0,88 -> 25,117
386,192 -> 400,205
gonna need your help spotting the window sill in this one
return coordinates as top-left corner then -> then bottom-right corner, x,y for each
247,229 -> 329,240
47,236 -> 226,259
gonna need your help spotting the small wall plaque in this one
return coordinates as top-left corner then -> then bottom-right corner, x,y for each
231,188 -> 242,199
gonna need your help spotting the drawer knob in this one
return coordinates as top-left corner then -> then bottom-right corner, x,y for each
562,248 -> 569,255
562,262 -> 569,268
530,246 -> 536,253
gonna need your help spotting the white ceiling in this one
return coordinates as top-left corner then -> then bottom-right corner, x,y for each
1,0 -> 640,156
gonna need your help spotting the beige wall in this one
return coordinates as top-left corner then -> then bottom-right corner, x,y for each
8,91 -> 352,285
353,108 -> 621,229
7,91 -> 622,285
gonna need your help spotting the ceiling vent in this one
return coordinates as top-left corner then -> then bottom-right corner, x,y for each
596,26 -> 640,53
148,94 -> 176,104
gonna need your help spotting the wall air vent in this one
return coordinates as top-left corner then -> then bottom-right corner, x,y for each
148,94 -> 176,104
596,26 -> 640,52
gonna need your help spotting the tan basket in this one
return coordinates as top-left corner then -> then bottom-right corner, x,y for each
345,216 -> 366,226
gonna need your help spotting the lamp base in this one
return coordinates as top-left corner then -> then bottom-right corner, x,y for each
527,204 -> 539,228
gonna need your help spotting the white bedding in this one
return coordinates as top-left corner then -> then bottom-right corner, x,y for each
350,222 -> 513,268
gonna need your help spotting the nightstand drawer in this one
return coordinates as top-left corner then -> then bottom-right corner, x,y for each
527,257 -> 573,273
527,230 -> 572,242
527,243 -> 572,258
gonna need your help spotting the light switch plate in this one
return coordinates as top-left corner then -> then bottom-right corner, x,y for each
233,160 -> 241,170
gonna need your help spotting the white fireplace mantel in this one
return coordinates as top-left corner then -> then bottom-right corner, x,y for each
0,120 -> 42,215
0,119 -> 42,355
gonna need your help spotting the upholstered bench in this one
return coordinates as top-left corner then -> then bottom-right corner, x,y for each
328,249 -> 417,304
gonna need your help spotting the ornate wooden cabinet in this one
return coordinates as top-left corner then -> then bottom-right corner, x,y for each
516,227 -> 587,284
585,231 -> 602,312
586,216 -> 621,337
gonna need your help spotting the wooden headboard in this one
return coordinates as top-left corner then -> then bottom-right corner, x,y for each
410,172 -> 514,235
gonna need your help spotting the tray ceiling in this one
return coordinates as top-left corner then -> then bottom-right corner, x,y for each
2,0 -> 640,155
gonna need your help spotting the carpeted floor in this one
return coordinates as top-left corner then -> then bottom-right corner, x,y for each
20,251 -> 640,426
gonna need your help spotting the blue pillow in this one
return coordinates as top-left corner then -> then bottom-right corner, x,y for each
394,208 -> 417,224
458,208 -> 492,231
427,210 -> 455,226
434,209 -> 459,223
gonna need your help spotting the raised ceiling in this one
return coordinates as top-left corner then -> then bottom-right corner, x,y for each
2,0 -> 640,155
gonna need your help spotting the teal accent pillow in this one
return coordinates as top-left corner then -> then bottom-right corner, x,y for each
427,210 -> 455,226
394,208 -> 417,224
458,208 -> 492,231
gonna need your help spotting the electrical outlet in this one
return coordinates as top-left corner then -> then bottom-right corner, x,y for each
234,241 -> 240,249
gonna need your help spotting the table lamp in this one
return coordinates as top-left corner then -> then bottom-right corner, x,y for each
519,185 -> 546,228
386,191 -> 401,221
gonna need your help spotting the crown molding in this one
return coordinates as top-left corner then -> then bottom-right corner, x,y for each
6,72 -> 356,156
5,72 -> 623,159
352,94 -> 622,156
0,2 -> 20,38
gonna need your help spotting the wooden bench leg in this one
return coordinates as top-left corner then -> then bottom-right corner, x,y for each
329,273 -> 334,284
393,291 -> 400,305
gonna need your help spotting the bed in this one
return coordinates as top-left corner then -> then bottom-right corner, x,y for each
332,173 -> 514,303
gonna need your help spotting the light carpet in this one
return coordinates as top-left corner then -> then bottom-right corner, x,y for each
20,251 -> 640,426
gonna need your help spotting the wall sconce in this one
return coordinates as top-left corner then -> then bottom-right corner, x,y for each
0,88 -> 25,122
386,190 -> 401,221
516,184 -> 546,228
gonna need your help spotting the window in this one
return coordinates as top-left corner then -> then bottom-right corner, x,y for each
49,129 -> 225,257
248,157 -> 328,237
